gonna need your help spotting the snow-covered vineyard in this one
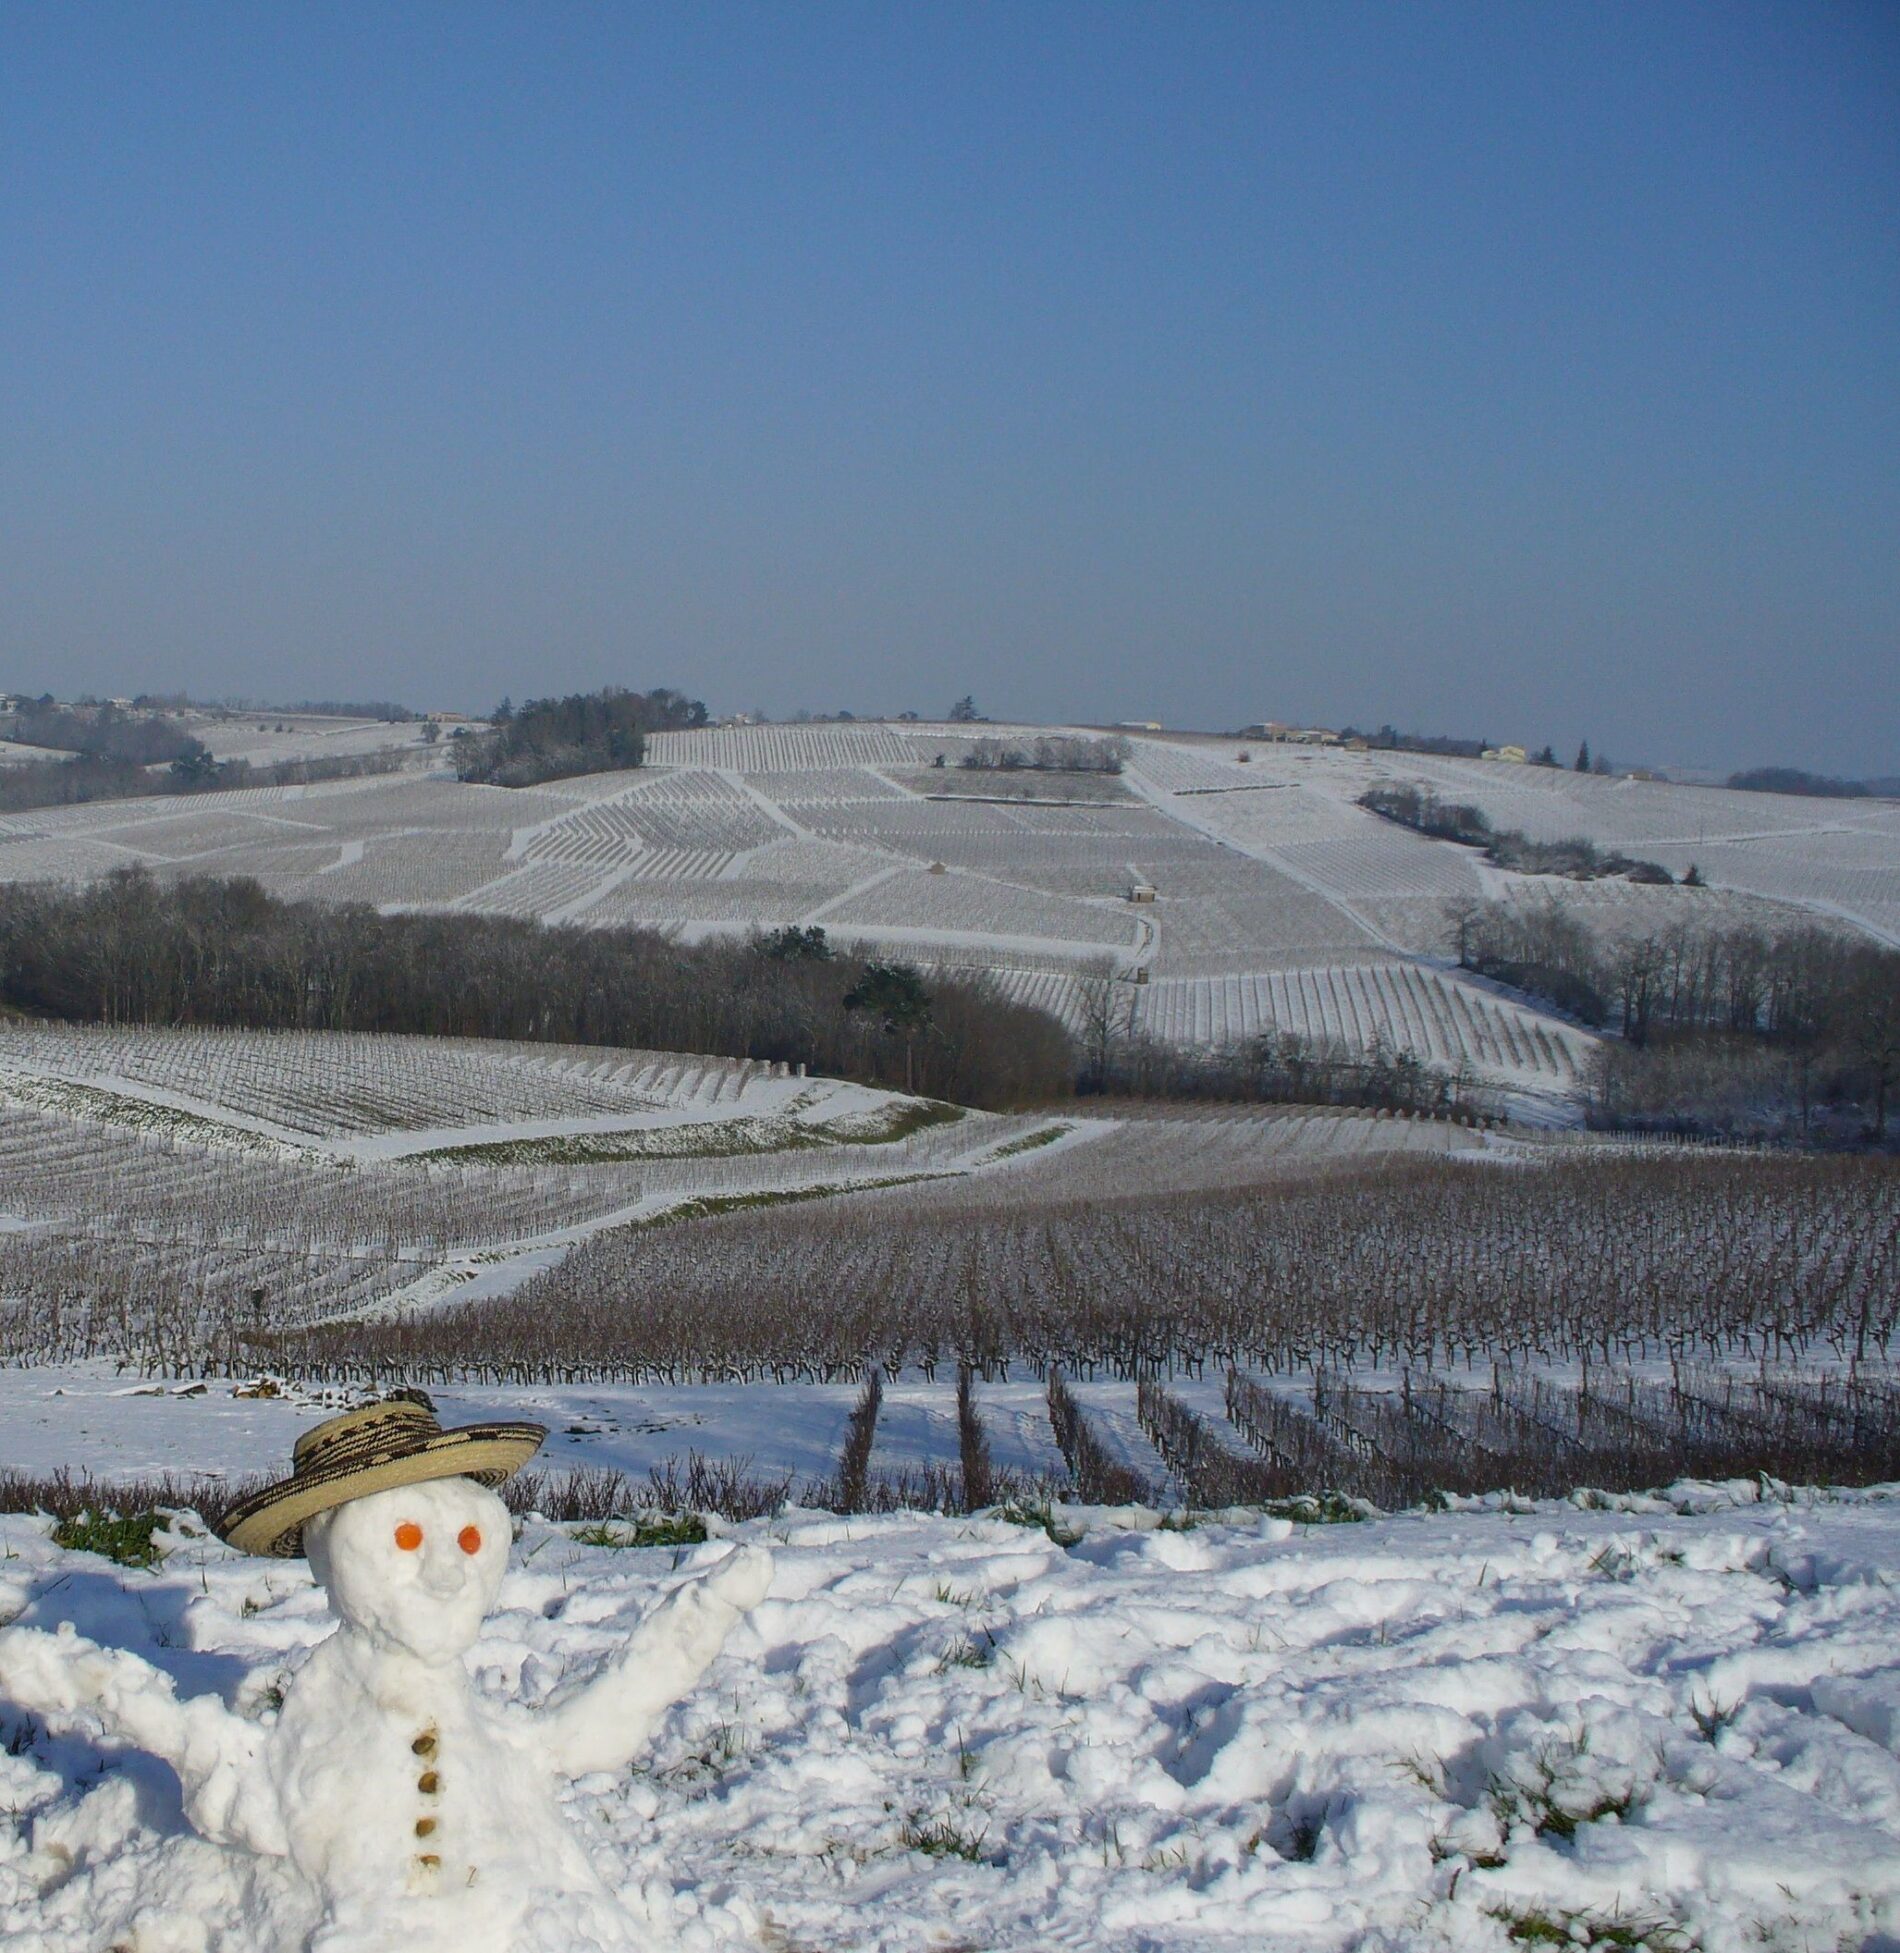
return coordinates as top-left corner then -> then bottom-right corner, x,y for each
3,719 -> 1893,1100
8,1485 -> 1900,1951
0,1021 -> 1484,1368
0,940 -> 1889,1572
0,720 -> 1896,1950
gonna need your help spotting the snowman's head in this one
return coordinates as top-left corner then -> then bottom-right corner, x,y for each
305,1477 -> 511,1662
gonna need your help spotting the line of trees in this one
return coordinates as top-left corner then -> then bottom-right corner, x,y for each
3,700 -> 204,765
0,867 -> 1886,1139
1331,725 -> 1614,772
454,687 -> 707,788
957,735 -> 1129,775
1726,767 -> 1872,800
1361,785 -> 1671,882
1447,894 -> 1900,1140
0,742 -> 411,816
0,871 -> 1074,1109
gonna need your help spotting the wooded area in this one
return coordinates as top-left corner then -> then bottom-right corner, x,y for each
1448,894 -> 1900,1138
0,871 -> 1074,1108
453,687 -> 707,787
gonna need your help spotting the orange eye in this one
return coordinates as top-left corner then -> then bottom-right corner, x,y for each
394,1522 -> 423,1551
458,1525 -> 483,1555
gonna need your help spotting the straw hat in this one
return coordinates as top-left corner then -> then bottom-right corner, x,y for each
218,1391 -> 548,1558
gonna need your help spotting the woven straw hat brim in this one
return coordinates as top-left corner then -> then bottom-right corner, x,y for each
219,1423 -> 546,1559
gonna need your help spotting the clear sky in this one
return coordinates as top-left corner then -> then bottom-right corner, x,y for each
3,4 -> 1895,773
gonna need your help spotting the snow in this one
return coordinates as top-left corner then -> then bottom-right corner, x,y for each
0,1461 -> 773,1953
8,1485 -> 1900,1949
0,722 -> 1891,1099
0,1369 -> 1073,1492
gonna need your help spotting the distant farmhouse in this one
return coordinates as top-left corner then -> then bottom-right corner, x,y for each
1242,722 -> 1343,746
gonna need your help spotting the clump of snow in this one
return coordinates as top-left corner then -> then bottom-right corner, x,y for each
6,1489 -> 1900,1949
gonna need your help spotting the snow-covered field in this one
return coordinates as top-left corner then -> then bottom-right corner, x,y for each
182,710 -> 439,768
0,1015 -> 1503,1370
1121,735 -> 1900,949
0,723 -> 1893,1946
8,1482 -> 1900,1950
0,720 -> 1893,1100
0,1021 -> 866,1158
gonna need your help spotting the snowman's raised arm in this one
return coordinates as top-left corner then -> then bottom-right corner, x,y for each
537,1544 -> 773,1778
0,1623 -> 288,1856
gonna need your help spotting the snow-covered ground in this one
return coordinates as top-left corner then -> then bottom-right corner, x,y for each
0,719 -> 1892,1098
0,1367 -> 1000,1491
8,1484 -> 1900,1950
0,1021 -> 929,1163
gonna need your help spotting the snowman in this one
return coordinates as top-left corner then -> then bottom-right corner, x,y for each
0,1393 -> 774,1951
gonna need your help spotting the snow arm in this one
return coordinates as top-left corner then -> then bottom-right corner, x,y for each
0,1622 -> 288,1856
537,1544 -> 773,1779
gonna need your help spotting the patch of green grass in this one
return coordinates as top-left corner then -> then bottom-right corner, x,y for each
1525,1787 -> 1638,1841
1487,1731 -> 1647,1844
410,1096 -> 964,1167
991,1498 -> 1085,1546
988,1123 -> 1070,1159
51,1508 -> 169,1568
616,1173 -> 958,1233
1490,1907 -> 1696,1950
411,1117 -> 828,1166
900,1812 -> 990,1861
572,1512 -> 709,1549
813,1098 -> 966,1146
1262,1491 -> 1370,1525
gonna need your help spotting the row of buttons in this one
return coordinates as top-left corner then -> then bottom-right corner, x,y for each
414,1728 -> 440,1869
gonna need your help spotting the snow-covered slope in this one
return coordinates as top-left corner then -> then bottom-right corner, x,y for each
6,1487 -> 1900,1950
1,722 -> 1892,1096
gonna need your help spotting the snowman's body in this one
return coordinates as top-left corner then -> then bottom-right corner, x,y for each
0,1475 -> 772,1953
269,1628 -> 632,1950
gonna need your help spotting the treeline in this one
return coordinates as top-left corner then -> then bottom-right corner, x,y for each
0,744 -> 409,816
956,735 -> 1130,775
455,687 -> 706,788
267,698 -> 417,721
0,872 -> 1073,1109
1448,895 -> 1900,1140
1362,784 -> 1671,883
1334,725 -> 1615,771
1336,724 -> 1487,759
113,694 -> 418,721
4,700 -> 205,766
1087,1029 -> 1489,1120
1726,767 -> 1872,800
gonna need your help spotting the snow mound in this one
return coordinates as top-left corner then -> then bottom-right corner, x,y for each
6,1494 -> 1900,1950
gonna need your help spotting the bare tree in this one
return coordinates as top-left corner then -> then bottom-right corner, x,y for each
1074,954 -> 1136,1088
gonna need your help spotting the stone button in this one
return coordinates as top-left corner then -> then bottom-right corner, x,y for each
412,1730 -> 437,1756
416,1816 -> 438,1838
418,1770 -> 440,1794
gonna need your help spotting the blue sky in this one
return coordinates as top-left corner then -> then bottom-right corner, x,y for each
3,4 -> 1895,772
